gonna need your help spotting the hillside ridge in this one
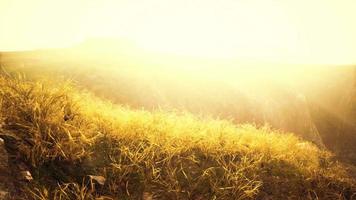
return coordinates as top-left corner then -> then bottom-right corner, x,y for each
0,74 -> 355,199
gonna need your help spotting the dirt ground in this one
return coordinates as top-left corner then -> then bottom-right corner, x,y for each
0,138 -> 12,200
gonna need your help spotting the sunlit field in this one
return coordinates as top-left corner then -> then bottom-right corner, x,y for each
0,73 -> 355,199
1,0 -> 356,199
1,40 -> 356,200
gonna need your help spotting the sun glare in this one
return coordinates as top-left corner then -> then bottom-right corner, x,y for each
1,0 -> 356,64
0,1 -> 356,199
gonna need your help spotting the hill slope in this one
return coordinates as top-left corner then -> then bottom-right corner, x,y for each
0,75 -> 355,199
1,49 -> 356,163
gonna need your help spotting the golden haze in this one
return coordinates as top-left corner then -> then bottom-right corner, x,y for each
1,0 -> 356,64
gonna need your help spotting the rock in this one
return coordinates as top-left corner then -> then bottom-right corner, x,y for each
19,171 -> 33,182
142,192 -> 153,200
95,196 -> 115,200
0,133 -> 29,199
0,191 -> 9,200
0,137 -> 12,199
88,175 -> 106,186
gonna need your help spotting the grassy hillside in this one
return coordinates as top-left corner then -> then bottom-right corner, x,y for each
2,50 -> 356,164
0,75 -> 355,199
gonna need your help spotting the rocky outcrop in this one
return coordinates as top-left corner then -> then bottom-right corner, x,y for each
0,138 -> 12,200
0,136 -> 31,200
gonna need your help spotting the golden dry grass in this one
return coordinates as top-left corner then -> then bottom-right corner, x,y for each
0,74 -> 355,199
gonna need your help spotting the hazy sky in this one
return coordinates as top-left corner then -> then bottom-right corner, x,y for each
1,0 -> 356,64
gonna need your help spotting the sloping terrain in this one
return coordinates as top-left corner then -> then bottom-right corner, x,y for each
0,50 -> 331,144
0,74 -> 355,199
1,48 -> 356,163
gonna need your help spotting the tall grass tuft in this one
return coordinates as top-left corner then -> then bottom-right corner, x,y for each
0,74 -> 355,199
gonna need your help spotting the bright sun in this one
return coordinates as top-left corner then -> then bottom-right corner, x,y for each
85,0 -> 302,60
1,0 -> 356,64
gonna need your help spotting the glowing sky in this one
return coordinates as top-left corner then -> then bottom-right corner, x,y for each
1,0 -> 356,64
